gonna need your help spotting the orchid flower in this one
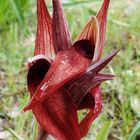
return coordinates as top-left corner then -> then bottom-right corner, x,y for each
23,0 -> 118,139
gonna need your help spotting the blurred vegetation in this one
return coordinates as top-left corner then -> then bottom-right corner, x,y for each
0,0 -> 140,140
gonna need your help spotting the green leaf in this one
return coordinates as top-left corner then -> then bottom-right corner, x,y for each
32,119 -> 38,140
8,0 -> 29,35
3,125 -> 24,140
128,121 -> 140,140
96,120 -> 112,140
8,0 -> 24,25
48,0 -> 99,9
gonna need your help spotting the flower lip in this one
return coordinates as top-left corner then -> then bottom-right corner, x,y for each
27,54 -> 50,96
73,39 -> 94,59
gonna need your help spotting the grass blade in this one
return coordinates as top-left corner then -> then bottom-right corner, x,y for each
48,0 -> 99,9
96,120 -> 112,140
3,125 -> 24,140
8,0 -> 24,25
128,121 -> 140,140
8,0 -> 29,35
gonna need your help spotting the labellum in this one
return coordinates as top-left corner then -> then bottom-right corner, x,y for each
23,0 -> 118,139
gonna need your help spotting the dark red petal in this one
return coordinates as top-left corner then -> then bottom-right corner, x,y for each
67,74 -> 112,107
77,92 -> 95,110
26,58 -> 80,140
23,40 -> 93,111
77,74 -> 114,110
27,55 -> 50,96
94,0 -> 110,62
86,49 -> 118,74
32,89 -> 80,140
65,50 -> 118,106
35,0 -> 55,61
79,87 -> 103,137
75,17 -> 99,62
95,73 -> 115,80
52,0 -> 72,52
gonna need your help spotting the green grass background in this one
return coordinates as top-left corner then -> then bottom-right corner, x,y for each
0,0 -> 140,139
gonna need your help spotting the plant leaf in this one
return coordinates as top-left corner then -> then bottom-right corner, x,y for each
3,125 -> 24,140
128,121 -> 140,140
96,120 -> 112,140
8,0 -> 24,26
52,0 -> 72,52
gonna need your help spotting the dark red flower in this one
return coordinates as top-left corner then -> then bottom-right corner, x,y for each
23,0 -> 118,139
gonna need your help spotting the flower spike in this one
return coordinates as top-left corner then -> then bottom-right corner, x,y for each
23,0 -> 118,139
35,0 -> 55,61
52,0 -> 72,52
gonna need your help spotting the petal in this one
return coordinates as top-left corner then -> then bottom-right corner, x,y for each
79,87 -> 103,137
65,50 -> 118,106
27,55 -> 50,96
52,0 -> 72,52
67,74 -> 112,107
26,56 -> 80,140
35,0 -> 55,61
23,40 -> 93,111
75,16 -> 100,63
86,49 -> 118,74
77,74 -> 114,110
94,0 -> 110,62
32,89 -> 81,140
77,92 -> 95,110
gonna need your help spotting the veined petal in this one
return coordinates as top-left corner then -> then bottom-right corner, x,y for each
79,87 -> 103,137
26,55 -> 80,140
32,89 -> 80,140
75,16 -> 100,63
27,54 -> 50,96
66,73 -> 113,107
94,0 -> 110,62
86,49 -> 118,74
35,0 -> 55,61
23,40 -> 93,111
65,50 -> 118,106
77,73 -> 114,110
52,0 -> 72,52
